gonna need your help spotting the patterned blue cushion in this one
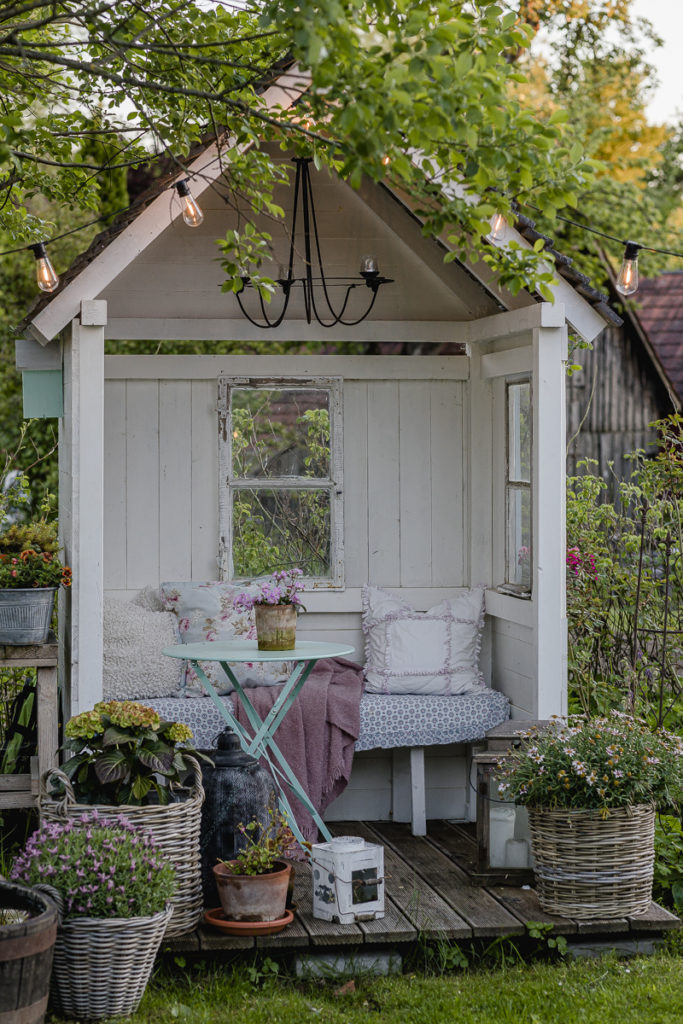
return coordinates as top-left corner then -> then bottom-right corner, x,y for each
146,688 -> 509,752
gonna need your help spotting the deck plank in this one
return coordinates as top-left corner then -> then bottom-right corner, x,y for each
329,821 -> 455,941
373,821 -> 524,937
486,886 -> 579,936
628,902 -> 681,932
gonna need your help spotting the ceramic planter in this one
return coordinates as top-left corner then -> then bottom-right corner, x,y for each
212,860 -> 292,922
0,588 -> 55,645
254,604 -> 296,651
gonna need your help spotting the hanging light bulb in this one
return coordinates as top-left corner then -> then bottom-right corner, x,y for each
173,179 -> 204,227
615,241 -> 641,296
30,243 -> 59,292
488,212 -> 508,244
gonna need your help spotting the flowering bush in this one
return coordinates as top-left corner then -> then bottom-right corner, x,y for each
11,812 -> 175,918
233,568 -> 305,611
497,712 -> 683,813
0,521 -> 71,588
219,808 -> 300,875
58,700 -> 208,806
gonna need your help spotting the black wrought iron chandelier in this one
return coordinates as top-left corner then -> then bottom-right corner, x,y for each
235,157 -> 393,329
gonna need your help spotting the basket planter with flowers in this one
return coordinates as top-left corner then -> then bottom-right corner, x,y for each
234,569 -> 305,651
11,812 -> 174,1021
0,522 -> 72,645
40,700 -> 209,936
497,712 -> 683,919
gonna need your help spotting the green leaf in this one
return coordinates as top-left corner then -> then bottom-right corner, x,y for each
94,750 -> 129,784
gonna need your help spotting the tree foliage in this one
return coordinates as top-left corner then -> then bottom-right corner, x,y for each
0,0 -> 605,299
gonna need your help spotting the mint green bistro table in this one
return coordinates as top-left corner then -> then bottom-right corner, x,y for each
163,639 -> 354,846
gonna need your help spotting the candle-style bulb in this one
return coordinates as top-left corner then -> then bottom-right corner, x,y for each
615,241 -> 640,297
360,255 -> 379,276
31,243 -> 59,292
174,179 -> 204,227
488,212 -> 507,244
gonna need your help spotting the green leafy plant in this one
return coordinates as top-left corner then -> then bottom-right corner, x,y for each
0,520 -> 71,589
59,700 -> 209,806
497,713 -> 683,812
218,807 -> 299,876
653,814 -> 683,914
10,811 -> 175,918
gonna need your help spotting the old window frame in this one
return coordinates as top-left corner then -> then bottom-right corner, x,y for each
502,375 -> 532,597
217,375 -> 344,589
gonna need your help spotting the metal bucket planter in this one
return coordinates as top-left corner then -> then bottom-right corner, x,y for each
527,803 -> 656,919
0,588 -> 55,645
254,604 -> 296,650
212,860 -> 292,922
0,880 -> 58,1024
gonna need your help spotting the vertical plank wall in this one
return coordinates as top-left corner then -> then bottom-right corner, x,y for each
102,354 -> 490,821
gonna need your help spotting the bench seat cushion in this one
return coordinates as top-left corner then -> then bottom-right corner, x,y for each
145,687 -> 509,752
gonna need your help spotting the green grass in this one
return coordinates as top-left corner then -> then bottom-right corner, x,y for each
47,948 -> 683,1024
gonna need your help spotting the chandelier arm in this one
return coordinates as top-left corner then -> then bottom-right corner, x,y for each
304,159 -> 347,322
235,282 -> 293,330
335,283 -> 381,327
309,282 -> 357,328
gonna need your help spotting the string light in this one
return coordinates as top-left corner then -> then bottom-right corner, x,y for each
615,241 -> 641,297
30,243 -> 59,292
173,179 -> 204,227
3,173 -> 683,297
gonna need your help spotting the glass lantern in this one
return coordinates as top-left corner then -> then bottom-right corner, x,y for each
311,836 -> 385,923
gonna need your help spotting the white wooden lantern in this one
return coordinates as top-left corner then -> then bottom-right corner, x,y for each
311,836 -> 385,923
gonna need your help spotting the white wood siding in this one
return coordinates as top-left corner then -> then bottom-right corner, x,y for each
103,357 -> 469,619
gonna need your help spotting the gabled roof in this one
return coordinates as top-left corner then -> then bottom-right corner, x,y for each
635,272 -> 683,404
20,62 -> 619,346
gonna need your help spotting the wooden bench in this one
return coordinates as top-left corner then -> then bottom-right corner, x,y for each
146,688 -> 510,835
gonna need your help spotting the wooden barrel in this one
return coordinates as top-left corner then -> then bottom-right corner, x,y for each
0,881 -> 57,1024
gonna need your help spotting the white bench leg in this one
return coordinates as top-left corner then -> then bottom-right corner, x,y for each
409,747 -> 426,836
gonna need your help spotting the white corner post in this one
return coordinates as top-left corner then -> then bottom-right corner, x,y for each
532,319 -> 568,718
59,301 -> 107,716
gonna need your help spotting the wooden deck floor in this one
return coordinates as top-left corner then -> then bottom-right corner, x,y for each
166,820 -> 681,955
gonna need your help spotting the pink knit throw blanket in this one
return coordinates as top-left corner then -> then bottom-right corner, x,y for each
232,657 -> 364,848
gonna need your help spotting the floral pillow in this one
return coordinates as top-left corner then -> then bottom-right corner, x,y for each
362,584 -> 486,695
160,581 -> 289,697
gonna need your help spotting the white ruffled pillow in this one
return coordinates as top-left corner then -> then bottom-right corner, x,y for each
160,581 -> 289,696
362,585 -> 486,695
102,595 -> 183,700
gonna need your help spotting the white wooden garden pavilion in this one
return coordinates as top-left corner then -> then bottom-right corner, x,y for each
17,69 -> 617,826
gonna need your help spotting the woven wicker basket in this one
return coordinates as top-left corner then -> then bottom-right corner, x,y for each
35,884 -> 171,1021
39,757 -> 204,936
527,803 -> 655,920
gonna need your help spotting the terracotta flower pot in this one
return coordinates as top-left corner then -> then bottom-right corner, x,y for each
254,604 -> 296,651
212,860 -> 292,922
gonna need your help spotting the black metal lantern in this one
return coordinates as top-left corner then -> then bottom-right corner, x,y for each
199,728 -> 276,907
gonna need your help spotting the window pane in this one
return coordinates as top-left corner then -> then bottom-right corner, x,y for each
508,382 -> 531,483
231,388 -> 330,479
233,488 -> 331,578
506,485 -> 531,589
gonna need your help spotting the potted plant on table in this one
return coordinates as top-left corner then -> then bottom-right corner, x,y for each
0,522 -> 71,645
210,807 -> 300,931
11,812 -> 175,1021
234,568 -> 305,651
40,700 -> 209,937
496,711 -> 683,919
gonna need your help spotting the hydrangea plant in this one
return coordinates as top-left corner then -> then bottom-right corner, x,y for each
11,812 -> 175,918
233,568 -> 305,611
497,712 -> 683,813
58,700 -> 208,806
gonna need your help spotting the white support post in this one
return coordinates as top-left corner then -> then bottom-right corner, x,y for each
532,323 -> 568,718
467,345 -> 494,588
409,747 -> 427,836
60,306 -> 106,716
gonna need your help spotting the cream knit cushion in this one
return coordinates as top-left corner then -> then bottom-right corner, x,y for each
102,595 -> 183,700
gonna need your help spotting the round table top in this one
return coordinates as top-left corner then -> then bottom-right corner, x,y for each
162,639 -> 355,664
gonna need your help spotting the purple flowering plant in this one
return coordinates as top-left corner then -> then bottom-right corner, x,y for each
11,812 -> 175,918
233,568 -> 305,611
496,712 -> 683,813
